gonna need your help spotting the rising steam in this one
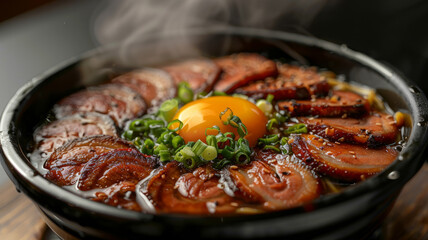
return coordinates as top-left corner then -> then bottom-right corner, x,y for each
93,0 -> 327,66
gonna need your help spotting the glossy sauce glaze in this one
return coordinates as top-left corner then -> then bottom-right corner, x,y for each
30,53 -> 404,215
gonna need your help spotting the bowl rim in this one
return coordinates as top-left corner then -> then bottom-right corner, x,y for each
1,26 -> 428,223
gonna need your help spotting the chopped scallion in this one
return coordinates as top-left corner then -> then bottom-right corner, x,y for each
159,150 -> 171,162
284,123 -> 307,135
177,82 -> 194,104
214,91 -> 227,96
263,145 -> 280,152
256,99 -> 273,115
167,119 -> 183,132
201,146 -> 217,161
159,99 -> 179,122
171,135 -> 184,149
258,134 -> 280,145
266,94 -> 274,103
191,140 -> 208,156
266,118 -> 278,131
154,143 -> 168,155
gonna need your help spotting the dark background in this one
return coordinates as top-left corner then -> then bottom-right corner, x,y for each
1,0 -> 428,183
308,0 -> 428,94
2,0 -> 427,97
0,0 -> 55,22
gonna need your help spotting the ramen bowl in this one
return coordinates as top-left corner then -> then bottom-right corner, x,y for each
1,27 -> 428,240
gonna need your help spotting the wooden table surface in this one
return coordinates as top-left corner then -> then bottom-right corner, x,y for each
1,164 -> 427,240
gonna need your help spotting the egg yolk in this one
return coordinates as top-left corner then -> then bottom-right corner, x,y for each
172,96 -> 267,147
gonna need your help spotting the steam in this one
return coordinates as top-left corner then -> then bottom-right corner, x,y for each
93,0 -> 327,66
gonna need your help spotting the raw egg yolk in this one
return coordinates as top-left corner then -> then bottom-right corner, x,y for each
172,96 -> 267,147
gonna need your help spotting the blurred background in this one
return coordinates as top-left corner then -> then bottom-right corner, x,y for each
1,0 -> 427,191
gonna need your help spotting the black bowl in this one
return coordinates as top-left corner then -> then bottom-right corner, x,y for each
1,27 -> 428,240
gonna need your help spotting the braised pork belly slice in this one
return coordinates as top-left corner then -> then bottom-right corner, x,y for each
277,90 -> 370,118
236,64 -> 330,100
44,135 -> 134,186
299,112 -> 398,147
33,113 -> 117,159
77,148 -> 158,191
214,53 -> 278,93
228,149 -> 321,210
91,181 -> 142,211
290,134 -> 399,182
163,58 -> 221,93
76,149 -> 158,211
54,84 -> 146,127
111,68 -> 175,109
143,162 -> 239,215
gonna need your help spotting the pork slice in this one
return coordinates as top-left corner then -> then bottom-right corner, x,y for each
33,112 -> 117,159
214,53 -> 277,93
91,181 -> 142,211
163,58 -> 221,93
54,83 -> 146,127
143,162 -> 239,215
44,135 -> 134,186
235,64 -> 330,100
228,149 -> 321,210
277,90 -> 370,117
299,112 -> 398,147
111,68 -> 175,109
77,148 -> 158,190
290,134 -> 399,182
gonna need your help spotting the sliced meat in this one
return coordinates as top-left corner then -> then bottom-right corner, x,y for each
78,148 -> 158,191
142,162 -> 239,215
54,84 -> 146,127
45,135 -> 134,186
299,112 -> 398,147
163,58 -> 221,93
213,53 -> 278,93
91,181 -> 142,211
235,64 -> 330,100
111,68 -> 175,109
228,150 -> 321,210
277,90 -> 370,117
290,134 -> 399,182
33,113 -> 117,159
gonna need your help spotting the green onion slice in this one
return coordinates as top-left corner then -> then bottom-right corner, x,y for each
266,119 -> 278,131
205,125 -> 220,136
159,99 -> 179,122
258,134 -> 280,145
214,91 -> 227,96
171,135 -> 184,149
263,145 -> 281,152
167,119 -> 183,132
144,138 -> 155,149
201,146 -> 217,161
235,151 -> 250,165
122,130 -> 135,140
284,123 -> 308,135
154,143 -> 168,155
191,140 -> 208,156
177,82 -> 194,104
159,150 -> 171,162
219,108 -> 248,138
266,94 -> 274,103
129,119 -> 146,132
219,107 -> 233,125
280,137 -> 289,145
206,135 -> 217,147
